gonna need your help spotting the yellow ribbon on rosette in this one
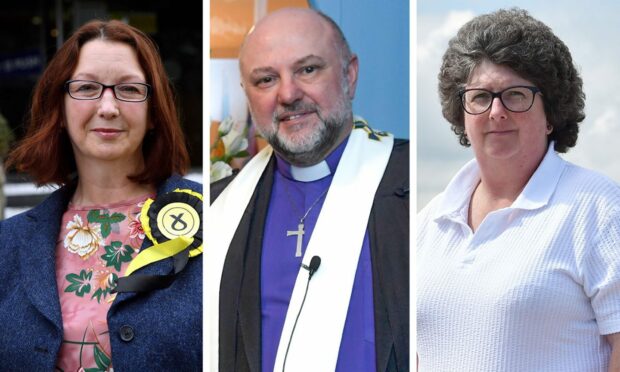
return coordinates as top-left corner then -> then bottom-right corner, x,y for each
114,188 -> 203,293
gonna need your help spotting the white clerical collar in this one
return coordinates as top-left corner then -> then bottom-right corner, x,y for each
275,136 -> 349,182
290,161 -> 331,182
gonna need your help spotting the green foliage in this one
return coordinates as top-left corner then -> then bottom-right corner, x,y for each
0,112 -> 14,158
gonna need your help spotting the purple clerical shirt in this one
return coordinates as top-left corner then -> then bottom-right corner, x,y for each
261,137 -> 376,372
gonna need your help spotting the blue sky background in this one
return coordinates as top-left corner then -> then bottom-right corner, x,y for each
417,1 -> 620,209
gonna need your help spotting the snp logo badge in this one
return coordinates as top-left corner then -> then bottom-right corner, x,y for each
141,188 -> 204,257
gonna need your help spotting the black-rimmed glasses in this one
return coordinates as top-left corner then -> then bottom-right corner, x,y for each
459,85 -> 541,115
65,80 -> 151,102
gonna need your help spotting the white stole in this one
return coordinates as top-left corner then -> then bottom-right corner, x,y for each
206,124 -> 394,372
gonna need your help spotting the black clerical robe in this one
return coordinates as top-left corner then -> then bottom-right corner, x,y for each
211,139 -> 410,372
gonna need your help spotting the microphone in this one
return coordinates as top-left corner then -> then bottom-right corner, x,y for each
282,255 -> 322,372
301,255 -> 321,279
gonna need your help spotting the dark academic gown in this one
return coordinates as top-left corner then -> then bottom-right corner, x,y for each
211,139 -> 410,372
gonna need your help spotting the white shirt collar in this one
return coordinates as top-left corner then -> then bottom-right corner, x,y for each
433,143 -> 566,222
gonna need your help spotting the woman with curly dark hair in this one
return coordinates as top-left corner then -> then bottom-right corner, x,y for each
417,8 -> 620,371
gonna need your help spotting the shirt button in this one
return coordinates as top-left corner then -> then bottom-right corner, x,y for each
119,325 -> 135,342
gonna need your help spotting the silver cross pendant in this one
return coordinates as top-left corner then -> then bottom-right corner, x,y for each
286,223 -> 305,257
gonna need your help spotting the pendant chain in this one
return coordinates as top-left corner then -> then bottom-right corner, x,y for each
283,184 -> 329,224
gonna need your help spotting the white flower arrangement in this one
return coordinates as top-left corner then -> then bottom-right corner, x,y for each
210,117 -> 249,183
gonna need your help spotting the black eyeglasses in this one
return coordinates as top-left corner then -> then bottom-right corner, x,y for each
459,85 -> 541,115
65,80 -> 151,102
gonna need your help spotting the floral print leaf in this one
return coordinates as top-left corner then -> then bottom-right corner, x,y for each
86,209 -> 98,222
101,224 -> 112,240
91,287 -> 110,303
87,209 -> 126,238
93,344 -> 111,370
109,212 -> 125,223
84,368 -> 104,372
64,270 -> 92,297
91,272 -> 119,303
101,241 -> 135,271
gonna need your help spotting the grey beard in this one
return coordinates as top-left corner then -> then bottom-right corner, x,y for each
270,112 -> 347,166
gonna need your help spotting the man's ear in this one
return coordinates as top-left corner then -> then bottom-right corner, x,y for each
345,54 -> 359,100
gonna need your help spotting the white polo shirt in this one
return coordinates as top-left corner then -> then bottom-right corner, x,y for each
417,145 -> 620,372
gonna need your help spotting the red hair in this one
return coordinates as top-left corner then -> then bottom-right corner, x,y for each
6,20 -> 190,186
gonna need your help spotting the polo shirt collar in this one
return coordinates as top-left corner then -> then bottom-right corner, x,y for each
432,158 -> 479,222
433,143 -> 566,222
512,144 -> 566,210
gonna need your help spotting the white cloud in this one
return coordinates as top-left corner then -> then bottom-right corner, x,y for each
417,11 -> 475,64
565,98 -> 620,181
590,108 -> 619,136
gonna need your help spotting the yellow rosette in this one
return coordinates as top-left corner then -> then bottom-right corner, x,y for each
114,188 -> 203,293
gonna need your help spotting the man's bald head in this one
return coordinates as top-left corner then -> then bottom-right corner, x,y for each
239,8 -> 352,74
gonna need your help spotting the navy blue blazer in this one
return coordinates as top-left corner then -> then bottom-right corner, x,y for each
0,174 -> 202,370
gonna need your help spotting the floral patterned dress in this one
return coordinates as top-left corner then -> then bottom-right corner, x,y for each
54,195 -> 153,372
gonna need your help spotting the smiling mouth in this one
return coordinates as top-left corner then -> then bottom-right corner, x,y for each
93,128 -> 123,133
285,114 -> 305,121
277,111 -> 314,123
92,128 -> 125,139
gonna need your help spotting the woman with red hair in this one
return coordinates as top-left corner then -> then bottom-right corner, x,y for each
0,20 -> 202,370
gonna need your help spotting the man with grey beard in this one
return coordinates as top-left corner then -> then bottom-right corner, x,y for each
208,7 -> 409,372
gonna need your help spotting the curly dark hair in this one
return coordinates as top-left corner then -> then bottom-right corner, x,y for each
438,8 -> 585,153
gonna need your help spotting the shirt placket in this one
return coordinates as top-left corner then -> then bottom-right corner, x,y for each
457,208 -> 511,267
